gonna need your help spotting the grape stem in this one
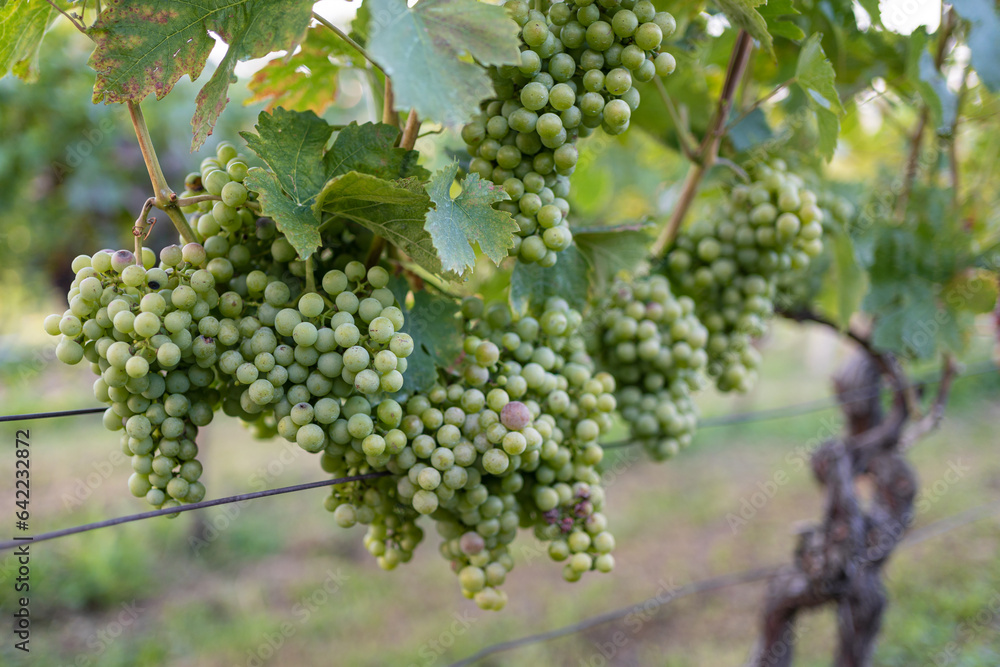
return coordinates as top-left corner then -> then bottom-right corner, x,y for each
305,256 -> 317,294
127,102 -> 198,245
174,194 -> 261,212
652,77 -> 697,161
895,7 -> 954,222
45,0 -> 89,35
727,76 -> 797,129
312,12 -> 385,75
651,30 -> 754,258
383,80 -> 400,128
400,111 -> 421,150
132,197 -> 156,265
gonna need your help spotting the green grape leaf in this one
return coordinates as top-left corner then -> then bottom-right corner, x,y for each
424,162 -> 518,276
88,0 -> 313,150
859,188 -> 976,359
814,106 -> 840,161
326,122 -> 429,181
795,33 -> 844,116
713,0 -> 774,58
351,0 -> 373,45
366,0 -> 521,126
314,172 -> 440,275
242,108 -> 335,203
244,168 -> 323,259
855,0 -> 881,26
573,224 -> 652,291
242,110 -> 428,261
0,0 -> 53,82
388,277 -> 464,392
951,0 -> 1000,91
795,34 -> 842,161
247,27 -> 354,114
758,0 -> 804,42
510,244 -> 591,314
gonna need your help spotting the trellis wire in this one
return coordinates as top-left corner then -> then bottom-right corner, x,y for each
448,497 -> 1000,666
0,472 -> 389,552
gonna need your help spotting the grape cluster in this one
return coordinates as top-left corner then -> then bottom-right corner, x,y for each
774,188 -> 855,310
593,275 -> 707,460
665,161 -> 825,392
462,0 -> 677,266
44,245 -> 218,512
319,298 -> 619,609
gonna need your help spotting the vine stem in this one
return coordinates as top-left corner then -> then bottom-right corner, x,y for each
651,30 -> 754,257
728,76 -> 796,129
312,12 -> 384,75
132,197 -> 155,265
400,111 -> 421,150
894,7 -> 955,222
127,102 -> 197,244
305,256 -> 316,293
383,80 -> 399,128
652,77 -> 697,160
45,0 -> 88,35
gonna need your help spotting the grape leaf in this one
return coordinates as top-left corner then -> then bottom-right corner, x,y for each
424,162 -> 517,276
795,33 -> 844,115
757,0 -> 804,42
795,34 -> 842,160
88,0 -> 313,150
951,0 -> 1000,91
713,0 -> 773,58
247,27 -> 354,114
245,169 -> 324,259
0,0 -> 53,82
325,122 -> 429,181
510,244 -> 591,314
366,0 -> 520,126
313,172 -> 440,274
388,278 -> 463,393
859,188 -> 975,359
242,110 -> 427,260
573,224 -> 652,291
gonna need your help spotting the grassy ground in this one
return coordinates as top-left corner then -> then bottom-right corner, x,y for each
1,321 -> 999,666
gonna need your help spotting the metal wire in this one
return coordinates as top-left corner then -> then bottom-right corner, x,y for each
0,472 -> 390,552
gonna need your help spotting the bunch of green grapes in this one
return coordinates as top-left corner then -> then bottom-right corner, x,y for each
47,139 -> 625,611
593,274 -> 707,460
462,0 -> 678,266
318,297 -> 618,610
43,244 -> 220,512
774,188 -> 855,310
665,160 -> 825,392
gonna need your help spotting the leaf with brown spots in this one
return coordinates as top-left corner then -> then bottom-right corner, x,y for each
246,27 -> 355,114
88,0 -> 314,150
